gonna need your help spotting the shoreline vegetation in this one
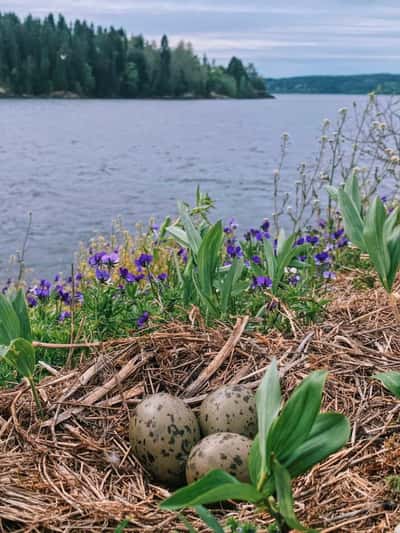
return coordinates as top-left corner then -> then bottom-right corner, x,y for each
267,73 -> 400,94
0,12 -> 271,100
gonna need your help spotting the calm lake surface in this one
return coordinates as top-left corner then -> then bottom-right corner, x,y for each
0,94 -> 370,278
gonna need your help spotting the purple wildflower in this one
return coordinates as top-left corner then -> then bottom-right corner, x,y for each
95,269 -> 110,283
178,247 -> 188,263
102,252 -> 119,268
89,251 -> 106,267
295,237 -> 305,246
306,235 -> 319,245
58,311 -> 71,322
332,228 -> 345,239
251,276 -> 273,289
137,311 -> 149,328
314,251 -> 330,265
135,253 -> 153,270
119,267 -> 137,283
261,219 -> 270,232
34,279 -> 51,299
226,244 -> 243,258
157,273 -> 168,281
252,255 -> 262,265
27,295 -> 38,308
323,271 -> 336,280
337,237 -> 348,248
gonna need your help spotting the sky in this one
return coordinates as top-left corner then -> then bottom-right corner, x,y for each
3,0 -> 400,77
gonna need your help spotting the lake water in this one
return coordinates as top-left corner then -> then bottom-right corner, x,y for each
0,94 -> 370,278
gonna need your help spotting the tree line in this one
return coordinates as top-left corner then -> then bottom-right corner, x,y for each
0,12 -> 269,98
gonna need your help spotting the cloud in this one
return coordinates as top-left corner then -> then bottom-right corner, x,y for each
3,0 -> 400,76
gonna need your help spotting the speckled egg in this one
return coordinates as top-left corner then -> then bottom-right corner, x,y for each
199,385 -> 257,438
129,393 -> 201,485
186,432 -> 252,484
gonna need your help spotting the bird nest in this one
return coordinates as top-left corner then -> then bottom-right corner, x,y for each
0,276 -> 399,532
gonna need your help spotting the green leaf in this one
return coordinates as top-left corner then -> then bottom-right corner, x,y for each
0,338 -> 36,378
267,371 -> 327,466
338,188 -> 365,250
160,470 -> 263,510
11,290 -> 32,341
178,202 -> 202,256
387,226 -> 400,291
344,174 -> 361,213
272,457 -> 316,532
194,506 -> 225,533
383,206 -> 399,240
284,413 -> 350,478
0,294 -> 21,345
256,358 -> 281,476
167,225 -> 190,249
363,197 -> 390,291
197,221 -> 224,298
373,371 -> 400,399
220,259 -> 243,314
263,239 -> 277,281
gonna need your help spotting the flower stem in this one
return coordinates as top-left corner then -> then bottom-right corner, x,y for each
28,376 -> 44,418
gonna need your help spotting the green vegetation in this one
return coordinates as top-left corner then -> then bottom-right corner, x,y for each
266,74 -> 400,95
160,360 -> 350,532
0,12 -> 269,98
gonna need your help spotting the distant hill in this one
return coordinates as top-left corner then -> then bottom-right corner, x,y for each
266,74 -> 400,95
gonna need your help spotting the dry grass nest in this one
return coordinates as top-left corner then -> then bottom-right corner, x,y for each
1,274 -> 400,532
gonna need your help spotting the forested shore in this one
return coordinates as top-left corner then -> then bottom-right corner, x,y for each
0,12 -> 270,99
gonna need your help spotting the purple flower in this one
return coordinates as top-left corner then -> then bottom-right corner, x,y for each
224,218 -> 238,234
95,269 -> 110,283
295,237 -> 305,246
306,235 -> 319,245
323,271 -> 336,280
58,311 -> 71,322
314,251 -> 330,265
318,219 -> 327,228
332,228 -> 345,240
252,255 -> 262,265
298,255 -> 307,262
251,276 -> 273,289
89,251 -> 106,267
288,274 -> 301,286
54,286 -> 72,305
27,295 -> 38,308
137,311 -> 149,328
119,267 -> 137,283
75,291 -> 84,303
102,252 -> 119,268
250,229 -> 264,241
76,273 -> 83,282
261,219 -> 270,232
135,253 -> 153,269
337,237 -> 348,248
226,244 -> 243,258
34,279 -> 51,299
178,247 -> 188,263
157,272 -> 168,281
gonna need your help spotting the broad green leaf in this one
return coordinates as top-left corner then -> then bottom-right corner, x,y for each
263,239 -> 277,281
248,435 -> 262,487
284,413 -> 350,478
178,202 -> 202,256
344,174 -> 361,213
11,290 -> 32,341
197,221 -> 224,298
267,370 -> 327,466
167,226 -> 190,249
383,206 -> 399,241
276,229 -> 287,256
0,294 -> 21,345
338,188 -> 365,250
373,371 -> 400,399
387,226 -> 400,291
220,259 -> 243,314
0,338 -> 36,378
160,470 -> 263,510
272,457 -> 316,532
256,358 -> 281,477
363,197 -> 390,291
274,235 -> 307,293
192,272 -> 218,316
194,506 -> 225,533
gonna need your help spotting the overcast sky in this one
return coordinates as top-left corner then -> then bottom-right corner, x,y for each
3,0 -> 400,77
